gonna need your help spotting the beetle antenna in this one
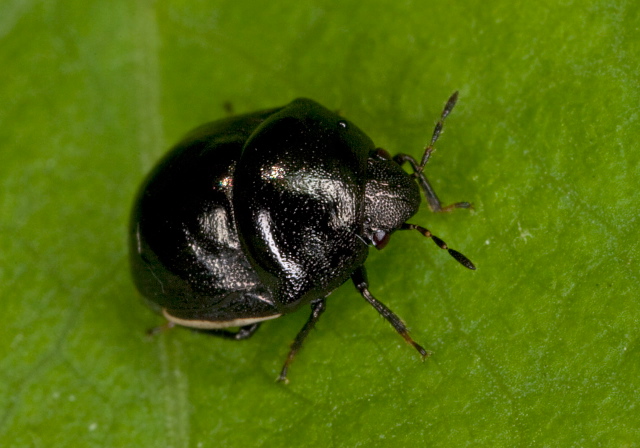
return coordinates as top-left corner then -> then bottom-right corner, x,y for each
393,92 -> 471,212
418,91 -> 458,172
400,223 -> 475,270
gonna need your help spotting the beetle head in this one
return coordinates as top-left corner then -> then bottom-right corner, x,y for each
362,148 -> 420,249
361,92 -> 476,270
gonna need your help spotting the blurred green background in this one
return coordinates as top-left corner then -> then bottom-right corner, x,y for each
1,0 -> 639,446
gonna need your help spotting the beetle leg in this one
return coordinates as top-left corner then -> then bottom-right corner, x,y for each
400,223 -> 476,270
147,320 -> 176,336
351,266 -> 431,360
196,323 -> 262,340
277,298 -> 326,384
394,152 -> 472,213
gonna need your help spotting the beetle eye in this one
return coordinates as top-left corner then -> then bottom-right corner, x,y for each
374,148 -> 392,161
372,230 -> 391,250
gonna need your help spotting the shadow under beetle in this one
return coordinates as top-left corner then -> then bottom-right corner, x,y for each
130,92 -> 475,383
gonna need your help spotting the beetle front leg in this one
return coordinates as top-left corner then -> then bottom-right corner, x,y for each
352,266 -> 431,359
147,320 -> 176,336
392,91 -> 471,212
394,153 -> 471,213
277,298 -> 326,384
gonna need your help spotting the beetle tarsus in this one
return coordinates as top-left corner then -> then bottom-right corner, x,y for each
440,201 -> 473,212
411,340 -> 432,361
147,320 -> 175,336
400,223 -> 476,270
277,298 -> 327,383
352,267 -> 430,359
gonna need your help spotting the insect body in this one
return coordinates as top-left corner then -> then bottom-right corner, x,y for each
130,93 -> 474,382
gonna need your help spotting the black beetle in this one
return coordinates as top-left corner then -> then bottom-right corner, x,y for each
130,92 -> 474,382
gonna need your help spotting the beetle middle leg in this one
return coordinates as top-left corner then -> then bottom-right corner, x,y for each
277,298 -> 326,383
393,91 -> 471,213
351,266 -> 431,359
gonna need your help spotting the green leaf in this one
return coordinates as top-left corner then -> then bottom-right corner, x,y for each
1,0 -> 638,446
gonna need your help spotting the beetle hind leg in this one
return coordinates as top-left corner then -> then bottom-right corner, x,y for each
196,323 -> 262,340
351,266 -> 431,360
147,321 -> 261,340
277,298 -> 326,384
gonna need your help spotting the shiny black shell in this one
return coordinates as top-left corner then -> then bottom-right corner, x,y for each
130,98 -> 419,326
